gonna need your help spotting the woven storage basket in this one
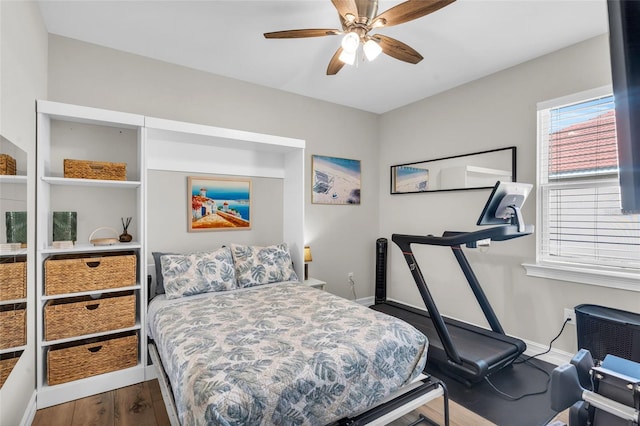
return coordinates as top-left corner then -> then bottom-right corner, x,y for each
0,260 -> 26,301
0,356 -> 20,387
45,291 -> 136,341
64,159 -> 126,181
47,332 -> 138,385
45,252 -> 136,295
0,307 -> 26,349
0,154 -> 16,175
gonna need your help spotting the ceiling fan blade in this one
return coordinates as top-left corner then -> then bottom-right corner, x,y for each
331,0 -> 358,22
264,29 -> 340,39
373,34 -> 423,64
327,47 -> 346,75
374,0 -> 456,28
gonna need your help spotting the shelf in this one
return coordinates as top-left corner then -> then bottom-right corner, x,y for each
0,248 -> 28,256
41,323 -> 142,347
0,175 -> 27,184
41,285 -> 141,301
0,346 -> 26,356
37,365 -> 146,409
0,298 -> 27,306
40,241 -> 141,255
41,176 -> 141,188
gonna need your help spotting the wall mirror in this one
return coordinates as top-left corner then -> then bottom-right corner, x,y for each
0,135 -> 28,388
391,146 -> 516,194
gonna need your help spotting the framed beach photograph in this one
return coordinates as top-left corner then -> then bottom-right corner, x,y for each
393,166 -> 430,193
311,155 -> 361,205
188,176 -> 251,231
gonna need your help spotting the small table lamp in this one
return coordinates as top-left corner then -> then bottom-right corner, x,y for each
304,246 -> 312,280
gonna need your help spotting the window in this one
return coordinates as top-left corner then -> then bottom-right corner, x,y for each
526,87 -> 640,288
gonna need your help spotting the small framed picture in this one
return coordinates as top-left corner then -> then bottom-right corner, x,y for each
311,155 -> 361,205
188,176 -> 251,231
393,166 -> 430,193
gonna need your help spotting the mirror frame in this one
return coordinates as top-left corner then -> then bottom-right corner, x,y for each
390,146 -> 517,194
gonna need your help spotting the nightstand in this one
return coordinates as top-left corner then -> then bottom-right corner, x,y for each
304,277 -> 326,291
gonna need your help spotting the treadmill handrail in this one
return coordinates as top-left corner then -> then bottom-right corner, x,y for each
393,224 -> 532,247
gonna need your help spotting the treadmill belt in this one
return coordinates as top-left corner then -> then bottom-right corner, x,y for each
372,301 -> 523,366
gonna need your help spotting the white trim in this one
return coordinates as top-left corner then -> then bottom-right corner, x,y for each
19,391 -> 37,426
356,296 -> 375,306
536,85 -> 612,110
522,338 -> 574,366
523,262 -> 640,291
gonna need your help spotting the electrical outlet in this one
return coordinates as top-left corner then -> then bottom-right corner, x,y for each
564,308 -> 576,324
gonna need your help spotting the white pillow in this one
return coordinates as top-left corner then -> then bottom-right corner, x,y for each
230,243 -> 299,288
161,247 -> 237,299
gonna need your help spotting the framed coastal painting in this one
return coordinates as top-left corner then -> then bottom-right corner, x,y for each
311,155 -> 361,205
188,176 -> 251,231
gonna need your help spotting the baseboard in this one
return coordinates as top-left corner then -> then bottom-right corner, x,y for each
355,295 -> 374,306
145,364 -> 158,380
380,298 -> 573,366
522,339 -> 573,366
20,390 -> 37,426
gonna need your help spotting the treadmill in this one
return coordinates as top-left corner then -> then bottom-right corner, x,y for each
371,181 -> 534,386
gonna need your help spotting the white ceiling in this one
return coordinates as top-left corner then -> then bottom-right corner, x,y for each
37,0 -> 610,114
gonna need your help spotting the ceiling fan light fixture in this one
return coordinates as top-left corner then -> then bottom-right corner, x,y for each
341,31 -> 360,53
363,39 -> 382,61
338,49 -> 356,65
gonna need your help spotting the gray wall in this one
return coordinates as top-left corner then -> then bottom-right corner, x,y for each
378,34 -> 640,355
0,1 -> 48,424
47,35 -> 380,301
147,170 -> 284,254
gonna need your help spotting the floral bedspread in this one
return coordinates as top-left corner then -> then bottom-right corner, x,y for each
148,282 -> 428,426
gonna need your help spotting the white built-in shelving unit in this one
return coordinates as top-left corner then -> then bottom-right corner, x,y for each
0,136 -> 29,383
35,101 -> 146,408
33,101 -> 305,408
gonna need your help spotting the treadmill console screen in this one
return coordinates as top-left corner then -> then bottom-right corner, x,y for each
477,181 -> 532,226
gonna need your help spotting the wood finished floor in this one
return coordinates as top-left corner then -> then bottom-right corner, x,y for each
32,379 -> 569,425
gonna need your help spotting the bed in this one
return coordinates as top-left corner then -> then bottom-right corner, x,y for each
147,244 -> 447,425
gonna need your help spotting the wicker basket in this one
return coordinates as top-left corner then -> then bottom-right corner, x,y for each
0,154 -> 16,175
0,355 -> 20,387
45,291 -> 136,341
47,332 -> 138,385
0,307 -> 26,350
0,260 -> 26,301
64,159 -> 126,181
45,252 -> 137,295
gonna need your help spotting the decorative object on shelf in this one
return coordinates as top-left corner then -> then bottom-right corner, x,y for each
390,146 -> 517,194
119,217 -> 133,242
88,227 -> 120,246
311,155 -> 361,205
5,211 -> 27,246
63,158 -> 126,181
52,211 -> 77,243
188,176 -> 251,232
304,246 -> 312,280
0,154 -> 16,175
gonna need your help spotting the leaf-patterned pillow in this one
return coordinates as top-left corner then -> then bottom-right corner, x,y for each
230,243 -> 299,288
161,247 -> 237,299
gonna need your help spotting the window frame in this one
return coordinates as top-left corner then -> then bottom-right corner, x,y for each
523,86 -> 640,290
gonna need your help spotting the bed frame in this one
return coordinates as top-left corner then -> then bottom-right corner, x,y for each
148,342 -> 450,426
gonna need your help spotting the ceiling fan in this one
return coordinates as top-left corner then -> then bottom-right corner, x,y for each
264,0 -> 456,75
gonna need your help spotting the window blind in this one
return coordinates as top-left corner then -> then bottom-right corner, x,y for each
539,93 -> 640,269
